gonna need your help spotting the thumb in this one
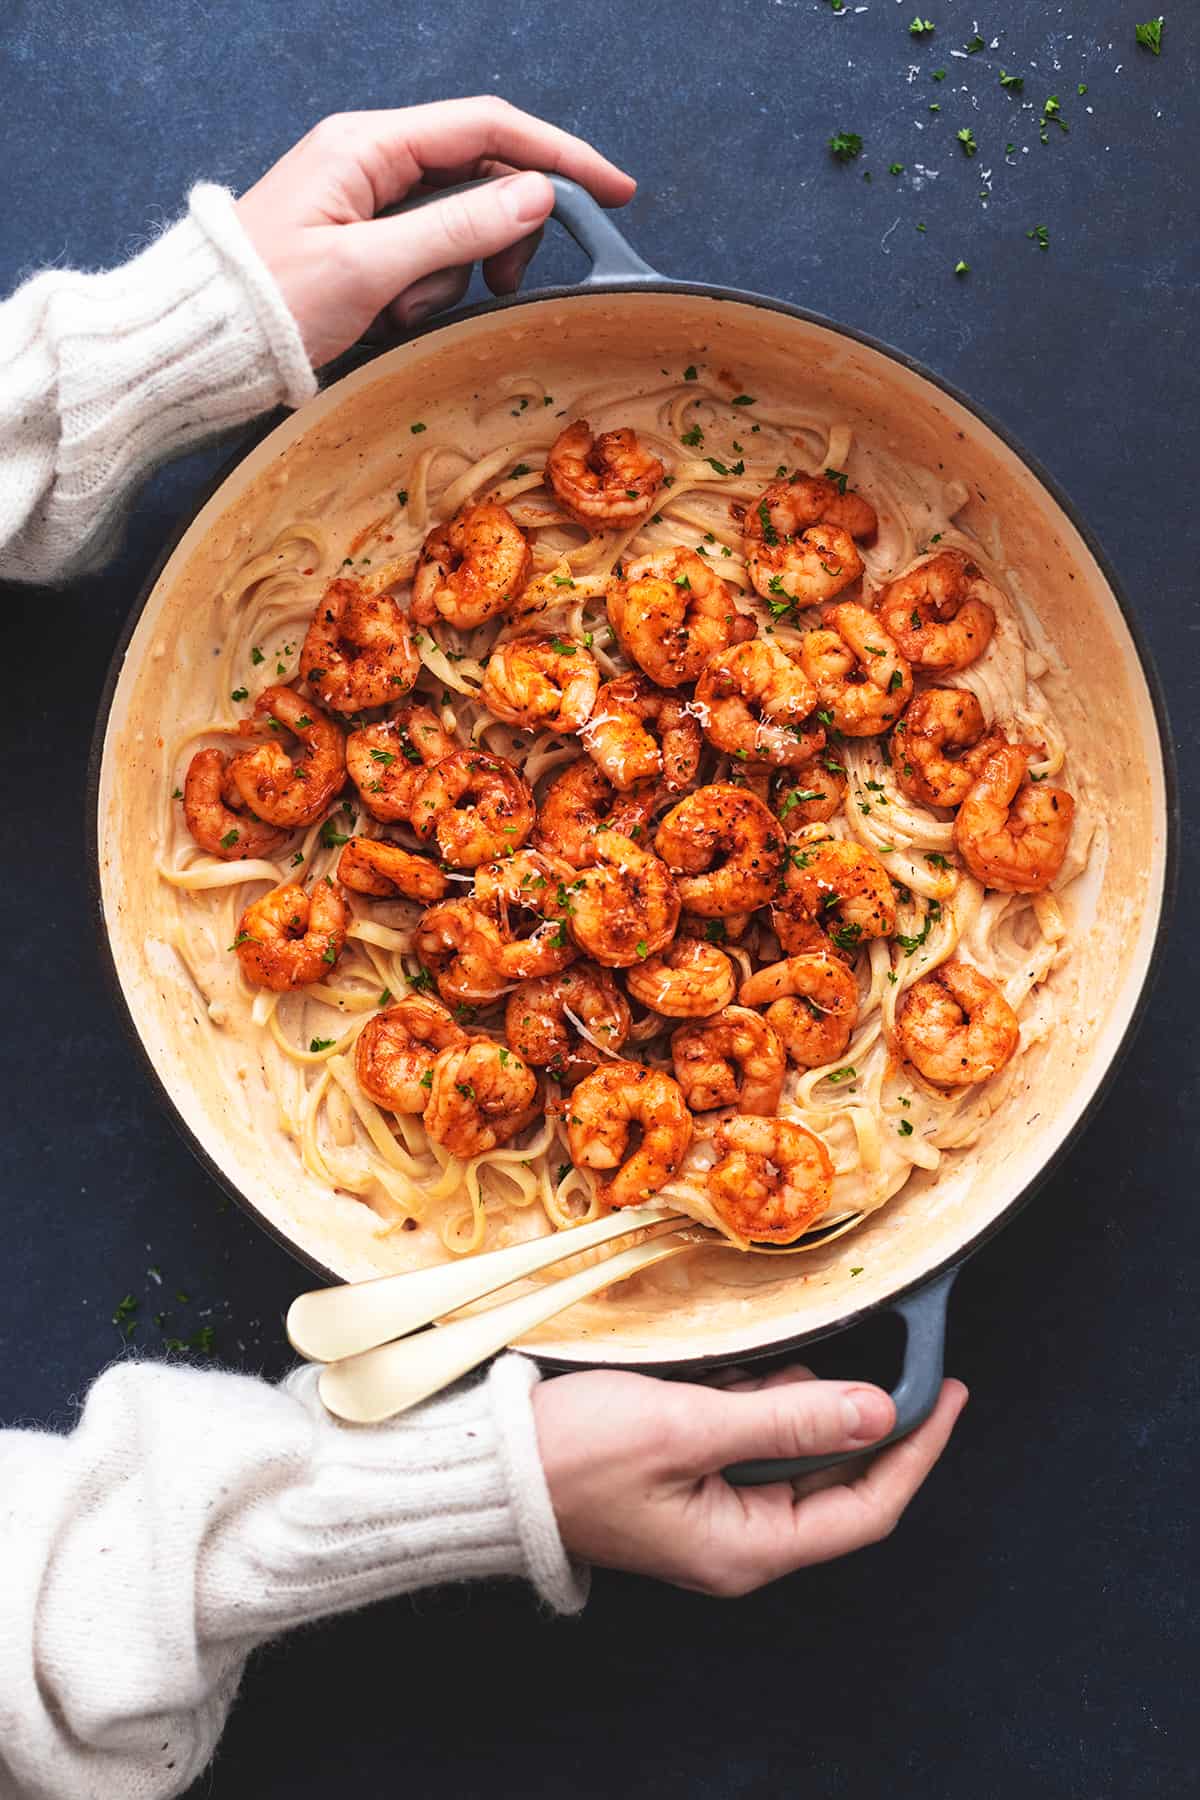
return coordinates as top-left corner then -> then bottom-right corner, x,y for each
344,171 -> 555,309
692,1378 -> 896,1470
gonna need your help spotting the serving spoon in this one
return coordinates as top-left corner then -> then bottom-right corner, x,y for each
293,1205 -> 865,1425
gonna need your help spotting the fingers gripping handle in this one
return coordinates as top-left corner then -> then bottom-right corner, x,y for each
722,1267 -> 959,1487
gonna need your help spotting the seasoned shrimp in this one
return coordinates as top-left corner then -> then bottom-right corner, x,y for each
953,744 -> 1075,892
581,674 -> 701,794
568,830 -> 681,968
739,953 -> 859,1069
424,1039 -> 540,1156
337,836 -> 448,904
354,994 -> 468,1113
545,419 -> 664,529
480,634 -> 600,734
234,879 -> 348,992
890,688 -> 1008,808
228,686 -> 346,828
896,960 -> 1020,1087
741,472 -> 878,548
414,898 -> 513,1006
798,601 -> 912,736
671,1007 -> 786,1115
471,848 -> 579,980
769,893 -> 852,962
410,749 -> 535,868
625,937 -> 737,1018
346,704 -> 455,824
693,638 -> 823,768
183,747 -> 285,861
532,758 -> 657,868
566,1062 -> 692,1207
299,577 -> 419,713
606,547 -> 756,687
411,501 -> 531,629
876,550 -> 995,672
742,484 -> 865,605
784,832 -> 897,951
654,784 -> 785,917
505,962 -> 631,1081
707,1115 -> 833,1245
771,758 -> 846,832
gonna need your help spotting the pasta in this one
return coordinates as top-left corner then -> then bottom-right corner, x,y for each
153,369 -> 1095,1262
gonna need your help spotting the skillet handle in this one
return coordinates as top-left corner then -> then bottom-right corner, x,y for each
722,1266 -> 959,1486
377,174 -> 664,286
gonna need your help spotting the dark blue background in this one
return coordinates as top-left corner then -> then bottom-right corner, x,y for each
2,4 -> 1195,1795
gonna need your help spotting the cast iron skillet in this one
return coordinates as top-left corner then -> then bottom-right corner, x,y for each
87,178 -> 1178,1483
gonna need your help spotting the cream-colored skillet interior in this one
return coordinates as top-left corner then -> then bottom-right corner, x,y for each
98,293 -> 1167,1364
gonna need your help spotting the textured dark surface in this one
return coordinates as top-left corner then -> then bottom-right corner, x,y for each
1,3 -> 1196,1796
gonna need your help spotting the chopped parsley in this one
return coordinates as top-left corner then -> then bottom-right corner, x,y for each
954,260 -> 970,277
1134,18 -> 1163,55
683,365 -> 698,381
250,646 -> 265,665
680,424 -> 704,447
219,828 -> 240,849
829,130 -> 864,162
830,922 -> 864,952
909,19 -> 935,39
309,1037 -> 336,1053
378,988 -> 393,1006
509,464 -> 532,479
889,162 -> 905,175
369,747 -> 396,766
999,69 -> 1024,92
410,421 -> 426,434
550,637 -> 577,655
396,488 -> 409,505
418,1068 -> 433,1090
228,930 -> 257,950
319,821 -> 351,848
956,128 -> 978,157
964,32 -> 985,53
171,787 -> 183,800
826,1065 -> 857,1085
897,1119 -> 914,1137
731,394 -> 756,406
926,852 -> 951,870
1027,223 -> 1050,251
635,939 -> 649,959
230,687 -> 248,703
931,67 -> 946,81
825,466 -> 850,495
112,1294 -> 138,1340
322,938 -> 338,966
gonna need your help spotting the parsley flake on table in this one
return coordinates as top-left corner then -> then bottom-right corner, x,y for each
965,33 -> 985,53
889,162 -> 905,175
1027,223 -> 1050,251
999,69 -> 1024,93
829,130 -> 863,162
909,17 -> 935,37
954,260 -> 970,276
957,128 -> 978,156
1134,18 -> 1163,55
932,68 -> 946,81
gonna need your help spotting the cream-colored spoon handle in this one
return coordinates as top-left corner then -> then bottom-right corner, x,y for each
287,1205 -> 680,1363
318,1235 -> 691,1424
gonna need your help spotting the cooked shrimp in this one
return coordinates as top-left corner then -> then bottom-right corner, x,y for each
890,687 -> 1008,809
581,673 -> 701,795
545,420 -> 664,530
741,472 -> 878,548
693,638 -> 823,768
625,937 -> 737,1018
337,836 -> 448,903
741,482 -> 866,605
505,962 -> 631,1081
896,959 -> 1020,1087
532,758 -> 658,868
299,577 -> 419,713
771,758 -> 846,832
424,1038 -> 541,1156
568,829 -> 681,968
183,748 -> 286,861
480,634 -> 600,734
784,832 -> 897,952
769,893 -> 853,962
346,704 -> 455,823
707,1115 -> 833,1244
606,547 -> 756,687
234,879 -> 348,992
671,1007 -> 786,1114
739,953 -> 859,1069
654,784 -> 784,917
876,550 -> 995,672
227,686 -> 346,829
471,848 -> 579,981
953,744 -> 1075,892
414,898 -> 513,1005
354,994 -> 468,1113
410,749 -> 535,868
565,1063 -> 692,1207
411,501 -> 531,629
798,601 -> 912,736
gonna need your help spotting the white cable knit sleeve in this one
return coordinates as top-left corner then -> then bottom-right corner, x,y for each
0,183 -> 316,585
0,1354 -> 585,1800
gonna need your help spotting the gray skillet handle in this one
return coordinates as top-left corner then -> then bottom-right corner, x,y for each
378,173 -> 664,287
723,1266 -> 959,1486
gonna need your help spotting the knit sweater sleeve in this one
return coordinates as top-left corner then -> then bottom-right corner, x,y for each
0,183 -> 316,584
0,1355 -> 585,1800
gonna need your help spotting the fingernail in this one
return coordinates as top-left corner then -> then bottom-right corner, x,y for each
842,1387 -> 893,1443
507,171 -> 553,227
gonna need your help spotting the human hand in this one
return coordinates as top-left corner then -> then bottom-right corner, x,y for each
534,1364 -> 967,1595
235,97 -> 636,367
